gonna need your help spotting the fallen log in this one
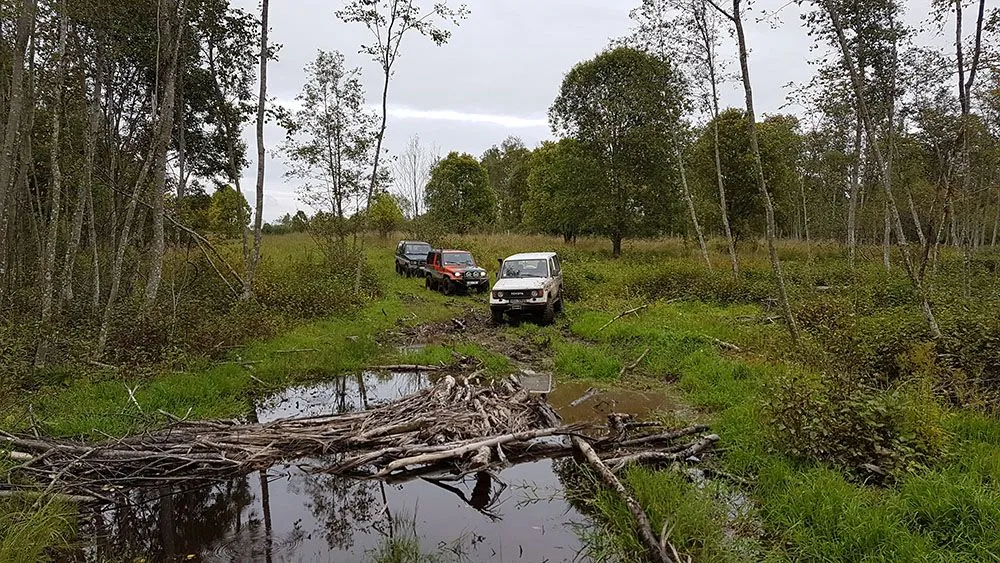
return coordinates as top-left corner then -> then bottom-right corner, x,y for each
369,364 -> 441,372
573,436 -> 678,563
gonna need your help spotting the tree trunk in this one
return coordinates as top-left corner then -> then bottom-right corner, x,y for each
821,0 -> 941,338
35,0 -> 69,368
144,0 -> 187,309
800,173 -> 811,260
0,0 -> 37,283
847,112 -> 862,270
244,0 -> 269,300
673,139 -> 711,269
906,186 -> 926,247
612,233 -> 622,258
717,0 -> 799,343
883,200 -> 891,271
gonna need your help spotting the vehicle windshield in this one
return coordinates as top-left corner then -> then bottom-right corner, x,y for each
501,259 -> 549,279
405,243 -> 431,255
443,252 -> 475,266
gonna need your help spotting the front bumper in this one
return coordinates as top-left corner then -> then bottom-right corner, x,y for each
490,297 -> 548,313
453,277 -> 489,289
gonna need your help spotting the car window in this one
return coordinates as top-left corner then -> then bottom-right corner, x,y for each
443,252 -> 475,266
405,243 -> 431,255
500,259 -> 549,279
553,256 -> 561,273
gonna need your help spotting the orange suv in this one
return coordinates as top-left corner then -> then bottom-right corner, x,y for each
423,249 -> 489,295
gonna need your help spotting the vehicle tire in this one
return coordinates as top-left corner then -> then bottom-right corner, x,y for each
476,285 -> 487,295
405,267 -> 412,278
442,280 -> 453,296
425,276 -> 433,290
490,308 -> 505,325
540,301 -> 556,326
554,297 -> 563,313
395,263 -> 401,275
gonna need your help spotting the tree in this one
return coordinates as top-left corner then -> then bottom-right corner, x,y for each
209,185 -> 251,239
393,134 -> 437,219
817,0 -> 945,338
627,0 -> 725,270
523,139 -> 602,242
707,0 -> 799,343
336,0 -> 468,292
481,137 -> 532,231
282,51 -> 378,241
368,191 -> 405,237
425,152 -> 496,234
243,0 -> 269,300
550,46 -> 686,257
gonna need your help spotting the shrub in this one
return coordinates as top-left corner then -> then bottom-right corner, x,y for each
765,370 -> 949,478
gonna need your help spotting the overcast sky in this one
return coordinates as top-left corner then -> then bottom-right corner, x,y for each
229,0 -> 955,222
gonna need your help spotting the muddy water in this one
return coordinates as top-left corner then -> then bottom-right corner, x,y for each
70,373 -> 675,562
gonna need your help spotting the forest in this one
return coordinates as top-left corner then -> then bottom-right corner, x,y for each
1,0 -> 1000,561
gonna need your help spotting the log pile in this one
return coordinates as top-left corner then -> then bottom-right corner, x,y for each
1,376 -> 718,509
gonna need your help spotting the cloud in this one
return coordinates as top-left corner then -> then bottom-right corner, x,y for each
386,106 -> 549,129
276,97 -> 549,130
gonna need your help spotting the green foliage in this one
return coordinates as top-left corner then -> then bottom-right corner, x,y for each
550,46 -> 687,254
523,138 -> 601,240
0,497 -> 76,563
367,191 -> 405,237
207,185 -> 250,238
764,371 -> 949,477
424,152 -> 496,233
481,136 -> 532,231
689,109 -> 802,238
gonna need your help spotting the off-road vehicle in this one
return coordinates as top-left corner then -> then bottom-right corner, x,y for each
489,252 -> 563,324
394,240 -> 432,277
423,249 -> 489,295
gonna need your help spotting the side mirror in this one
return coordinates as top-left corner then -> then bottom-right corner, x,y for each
496,258 -> 503,280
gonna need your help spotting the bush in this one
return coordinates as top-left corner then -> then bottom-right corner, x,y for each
765,370 -> 949,478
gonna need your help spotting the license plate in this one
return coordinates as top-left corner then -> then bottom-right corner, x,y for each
510,299 -> 525,310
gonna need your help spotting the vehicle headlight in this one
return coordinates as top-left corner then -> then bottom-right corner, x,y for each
492,290 -> 504,299
531,290 -> 542,298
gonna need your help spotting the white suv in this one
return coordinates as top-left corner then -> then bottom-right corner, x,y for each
489,252 -> 563,325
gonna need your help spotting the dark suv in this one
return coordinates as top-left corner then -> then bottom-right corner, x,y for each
395,240 -> 432,277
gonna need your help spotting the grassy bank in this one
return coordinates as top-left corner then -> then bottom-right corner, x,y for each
3,232 -> 999,561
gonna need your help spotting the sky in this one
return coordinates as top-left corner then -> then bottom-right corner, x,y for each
228,0 -> 955,222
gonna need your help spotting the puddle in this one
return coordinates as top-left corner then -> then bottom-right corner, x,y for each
65,372 -> 604,562
547,380 -> 679,425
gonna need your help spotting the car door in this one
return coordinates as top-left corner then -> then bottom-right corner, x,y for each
550,256 -> 563,299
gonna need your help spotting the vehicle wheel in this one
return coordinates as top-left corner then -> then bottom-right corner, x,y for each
405,267 -> 412,278
554,298 -> 563,313
476,285 -> 487,295
442,280 -> 453,296
540,301 -> 556,326
490,308 -> 505,325
395,263 -> 401,275
425,276 -> 432,290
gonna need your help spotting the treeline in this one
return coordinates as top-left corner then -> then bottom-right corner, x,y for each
420,0 -> 999,270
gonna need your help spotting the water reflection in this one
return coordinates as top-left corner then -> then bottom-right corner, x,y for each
68,372 -> 591,562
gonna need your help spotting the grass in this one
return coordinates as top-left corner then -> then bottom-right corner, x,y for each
4,232 -> 1000,561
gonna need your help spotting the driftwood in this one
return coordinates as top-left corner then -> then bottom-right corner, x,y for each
574,436 -> 677,563
596,304 -> 650,333
1,377 -> 719,507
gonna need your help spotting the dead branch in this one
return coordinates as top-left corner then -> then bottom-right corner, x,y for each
596,304 -> 650,333
620,348 -> 651,377
370,364 -> 441,372
573,436 -> 678,563
606,434 -> 721,472
272,348 -> 319,354
569,387 -> 600,407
